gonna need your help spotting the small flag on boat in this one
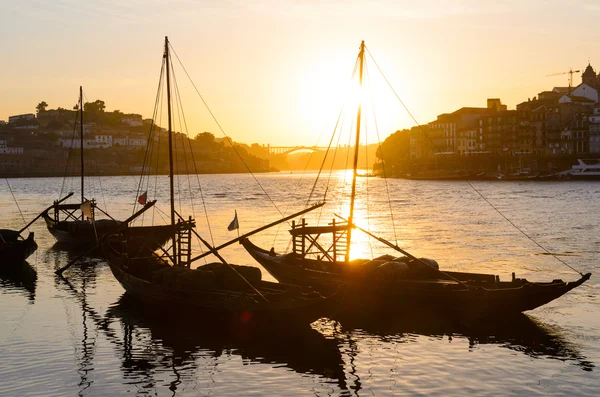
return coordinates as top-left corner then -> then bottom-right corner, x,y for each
138,191 -> 147,205
81,200 -> 93,220
227,210 -> 239,231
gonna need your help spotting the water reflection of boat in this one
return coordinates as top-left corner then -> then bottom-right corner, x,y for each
323,310 -> 594,372
103,295 -> 348,393
0,260 -> 37,302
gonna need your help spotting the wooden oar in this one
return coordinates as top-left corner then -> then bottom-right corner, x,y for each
55,200 -> 157,276
18,192 -> 74,234
190,202 -> 325,263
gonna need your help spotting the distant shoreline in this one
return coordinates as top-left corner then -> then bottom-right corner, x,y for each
0,169 -> 277,179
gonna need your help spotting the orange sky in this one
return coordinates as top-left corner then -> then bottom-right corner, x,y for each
2,1 -> 600,146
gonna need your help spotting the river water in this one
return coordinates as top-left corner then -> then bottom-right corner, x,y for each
1,173 -> 598,396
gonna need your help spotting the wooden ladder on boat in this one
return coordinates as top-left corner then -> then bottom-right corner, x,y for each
292,219 -> 307,258
332,218 -> 348,263
177,217 -> 193,267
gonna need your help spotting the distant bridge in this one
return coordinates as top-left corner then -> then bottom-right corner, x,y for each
264,145 -> 332,155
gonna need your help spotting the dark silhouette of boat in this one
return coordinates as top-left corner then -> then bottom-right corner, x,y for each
97,37 -> 331,327
40,87 -> 172,251
0,229 -> 37,267
241,41 -> 591,319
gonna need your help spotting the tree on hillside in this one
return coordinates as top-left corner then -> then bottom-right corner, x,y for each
194,132 -> 216,146
376,129 -> 411,175
84,99 -> 106,114
82,99 -> 106,122
36,101 -> 48,114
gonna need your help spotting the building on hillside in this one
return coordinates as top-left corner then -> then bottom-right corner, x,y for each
36,109 -> 77,126
582,63 -> 597,88
8,114 -> 35,124
122,115 -> 143,126
14,124 -> 39,130
558,94 -> 596,105
60,135 -> 113,149
113,137 -> 147,148
487,98 -> 507,111
477,110 -> 535,155
0,140 -> 24,154
589,107 -> 600,153
568,83 -> 598,103
423,100 -> 507,158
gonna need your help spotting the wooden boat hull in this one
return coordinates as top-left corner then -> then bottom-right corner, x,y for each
241,237 -> 591,317
103,243 -> 329,327
0,230 -> 38,266
43,212 -> 175,253
43,213 -> 120,245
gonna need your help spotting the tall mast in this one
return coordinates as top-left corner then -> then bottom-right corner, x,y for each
79,86 -> 84,212
164,36 -> 177,263
346,40 -> 365,263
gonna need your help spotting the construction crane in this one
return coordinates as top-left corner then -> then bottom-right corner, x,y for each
546,68 -> 581,93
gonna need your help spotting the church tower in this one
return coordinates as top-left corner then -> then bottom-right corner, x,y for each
582,63 -> 596,87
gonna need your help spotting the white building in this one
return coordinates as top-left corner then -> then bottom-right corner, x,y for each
60,135 -> 113,149
8,113 -> 35,123
0,140 -> 24,154
567,83 -> 598,103
122,115 -> 143,126
113,137 -> 147,148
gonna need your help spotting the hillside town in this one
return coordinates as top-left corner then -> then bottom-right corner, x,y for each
3,65 -> 600,178
0,101 -> 270,176
377,64 -> 600,177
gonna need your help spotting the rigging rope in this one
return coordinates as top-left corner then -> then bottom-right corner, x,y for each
169,55 -> 216,247
59,101 -> 81,200
135,53 -> 165,226
365,45 -> 440,152
365,62 -> 399,246
5,179 -> 27,230
168,43 -> 285,219
466,181 -> 584,276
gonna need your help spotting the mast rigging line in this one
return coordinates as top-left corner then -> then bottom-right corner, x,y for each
135,55 -> 165,217
5,179 -> 28,231
169,61 -> 191,220
59,98 -> 82,200
364,45 -> 441,154
167,43 -> 286,220
307,105 -> 346,208
168,53 -> 216,247
309,51 -> 361,212
365,44 -> 582,277
364,60 -> 399,247
466,181 -> 584,276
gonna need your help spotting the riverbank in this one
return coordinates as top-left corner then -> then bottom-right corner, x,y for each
0,168 -> 278,179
